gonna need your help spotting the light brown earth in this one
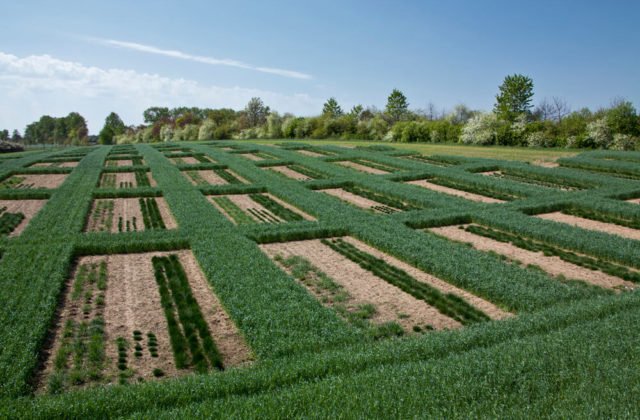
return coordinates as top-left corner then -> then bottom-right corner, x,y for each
479,171 -> 502,176
269,166 -> 311,181
241,153 -> 264,161
116,160 -> 134,167
210,194 -> 313,224
536,212 -> 640,241
186,170 -> 229,186
0,199 -> 47,236
15,174 -> 68,189
627,198 -> 640,204
156,197 -> 178,229
298,150 -> 324,158
406,179 -> 505,203
265,193 -> 315,221
39,250 -> 251,391
59,161 -> 79,168
342,237 -> 511,319
86,197 -> 175,232
429,224 -> 635,290
321,188 -> 392,213
261,239 -> 461,331
532,160 -> 559,168
336,160 -> 389,175
222,147 -> 235,152
172,157 -> 200,165
228,170 -> 249,184
30,162 -> 53,168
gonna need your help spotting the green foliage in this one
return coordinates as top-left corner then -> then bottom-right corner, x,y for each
322,98 -> 343,118
385,89 -> 409,122
494,74 -> 534,122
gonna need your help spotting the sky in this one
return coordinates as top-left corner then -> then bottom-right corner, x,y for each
1,0 -> 639,133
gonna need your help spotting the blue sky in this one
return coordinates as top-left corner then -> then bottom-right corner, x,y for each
1,0 -> 639,133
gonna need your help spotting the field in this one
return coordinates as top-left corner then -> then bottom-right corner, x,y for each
1,141 -> 639,417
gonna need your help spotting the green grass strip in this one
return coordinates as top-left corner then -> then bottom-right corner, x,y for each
249,194 -> 304,222
212,196 -> 256,224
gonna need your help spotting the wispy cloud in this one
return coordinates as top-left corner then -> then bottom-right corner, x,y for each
91,38 -> 313,80
0,52 -> 320,132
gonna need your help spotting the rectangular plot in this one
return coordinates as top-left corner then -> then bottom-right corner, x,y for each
429,224 -> 636,290
85,197 -> 177,233
100,172 -> 156,189
0,174 -> 68,189
336,160 -> 389,175
0,199 -> 47,237
267,166 -> 315,181
38,250 -> 251,393
407,179 -> 505,203
479,170 -> 577,191
297,150 -> 325,158
209,193 -> 314,225
535,212 -> 640,241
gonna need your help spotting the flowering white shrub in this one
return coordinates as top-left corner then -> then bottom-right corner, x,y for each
160,125 -> 174,142
198,120 -> 217,140
526,131 -> 551,147
461,112 -> 498,145
586,118 -> 613,149
611,133 -> 638,151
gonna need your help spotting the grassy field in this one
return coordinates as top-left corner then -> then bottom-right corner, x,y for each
0,142 -> 639,417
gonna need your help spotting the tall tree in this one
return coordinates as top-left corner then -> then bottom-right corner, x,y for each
244,97 -> 270,127
143,107 -> 170,124
322,97 -> 343,118
99,112 -> 126,145
494,74 -> 534,122
11,129 -> 22,142
606,99 -> 639,136
0,129 -> 8,141
385,89 -> 409,122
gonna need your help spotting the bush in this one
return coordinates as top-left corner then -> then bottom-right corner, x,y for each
461,112 -> 500,145
587,118 -> 613,149
611,134 -> 638,151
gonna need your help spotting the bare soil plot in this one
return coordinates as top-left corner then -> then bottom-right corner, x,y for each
38,250 -> 251,393
321,188 -> 398,213
532,160 -> 559,168
185,170 -> 229,186
100,172 -> 157,188
85,197 -> 176,232
30,162 -> 53,168
536,212 -> 640,241
241,153 -> 265,161
59,161 -> 79,168
261,239 -> 461,332
430,224 -> 635,290
2,174 -> 68,189
268,166 -> 312,181
336,160 -> 389,175
627,198 -> 640,204
171,156 -> 200,165
479,170 -> 502,176
406,179 -> 504,203
298,150 -> 325,158
0,199 -> 47,236
210,193 -> 314,224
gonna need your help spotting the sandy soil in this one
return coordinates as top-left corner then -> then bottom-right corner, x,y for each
0,199 -> 47,236
241,153 -> 265,161
269,166 -> 312,181
536,212 -> 640,241
39,250 -> 250,391
532,160 -> 559,168
115,160 -> 134,167
430,225 -> 635,290
407,179 -> 505,203
186,170 -> 229,186
229,194 -> 283,223
479,171 -> 502,176
222,147 -> 235,152
336,160 -> 389,175
262,239 -> 461,331
111,198 -> 144,232
321,188 -> 393,213
156,197 -> 178,229
115,172 -> 136,188
59,161 -> 79,168
342,237 -> 511,320
15,174 -> 68,189
298,150 -> 324,158
30,162 -> 52,168
265,193 -> 315,221
627,198 -> 640,204
179,251 -> 252,367
172,157 -> 200,165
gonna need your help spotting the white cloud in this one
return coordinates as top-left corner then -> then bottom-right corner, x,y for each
94,38 -> 313,80
0,52 -> 321,133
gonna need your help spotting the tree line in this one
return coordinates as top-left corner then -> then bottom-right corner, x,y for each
6,74 -> 640,150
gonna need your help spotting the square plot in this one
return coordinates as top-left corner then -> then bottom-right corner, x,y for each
37,250 -> 251,393
0,173 -> 68,189
85,197 -> 177,233
170,155 -> 214,165
99,171 -> 157,188
209,193 -> 314,225
0,199 -> 47,237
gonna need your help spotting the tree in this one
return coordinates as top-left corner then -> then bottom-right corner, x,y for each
0,129 -> 8,141
606,99 -> 638,136
11,130 -> 22,142
244,97 -> 270,127
494,74 -> 534,122
99,112 -> 126,145
385,89 -> 409,122
143,107 -> 170,124
349,105 -> 363,118
322,97 -> 343,118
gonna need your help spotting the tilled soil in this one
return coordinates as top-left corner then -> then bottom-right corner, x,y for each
336,160 -> 389,175
0,199 -> 47,236
536,212 -> 640,241
407,179 -> 505,203
297,150 -> 324,158
16,174 -> 68,189
321,188 -> 391,212
269,166 -> 312,181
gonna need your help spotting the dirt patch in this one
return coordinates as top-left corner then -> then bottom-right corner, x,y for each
241,153 -> 264,161
430,225 -> 635,290
479,171 -> 502,176
114,172 -> 136,188
111,160 -> 133,167
156,197 -> 177,229
298,150 -> 324,158
12,174 -> 68,189
536,212 -> 640,241
269,166 -> 311,181
407,179 -> 504,203
261,239 -> 461,332
86,198 -> 175,232
342,237 -> 511,320
230,195 -> 282,223
59,161 -> 79,168
172,157 -> 200,165
185,170 -> 229,186
321,188 -> 391,213
38,250 -> 250,393
627,198 -> 640,204
265,193 -> 315,221
336,160 -> 389,175
532,160 -> 559,168
0,199 -> 47,236
30,162 -> 53,168
228,170 -> 249,184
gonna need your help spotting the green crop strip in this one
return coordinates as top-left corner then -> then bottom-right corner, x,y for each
249,194 -> 304,222
430,177 -> 518,201
211,196 -> 256,224
0,207 -> 24,236
135,170 -> 151,187
322,238 -> 490,325
152,254 -> 223,372
342,185 -> 422,211
139,198 -> 166,230
562,206 -> 640,229
285,164 -> 326,179
213,168 -> 244,184
464,224 -> 639,283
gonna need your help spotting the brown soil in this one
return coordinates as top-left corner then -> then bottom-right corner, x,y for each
336,160 -> 389,175
269,166 -> 311,181
261,239 -> 461,332
321,188 -> 392,213
186,170 -> 229,186
38,250 -> 250,392
406,179 -> 505,203
30,162 -> 53,168
298,150 -> 324,158
627,198 -> 640,204
115,172 -> 136,187
59,161 -> 79,168
228,170 -> 249,184
430,224 -> 635,290
479,171 -> 502,176
532,160 -> 559,168
0,199 -> 47,236
536,212 -> 640,241
342,237 -> 511,320
229,195 -> 283,223
16,174 -> 68,189
172,157 -> 200,165
86,198 -> 176,232
265,193 -> 315,221
156,197 -> 178,229
116,160 -> 134,167
241,153 -> 264,161
222,147 -> 235,152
